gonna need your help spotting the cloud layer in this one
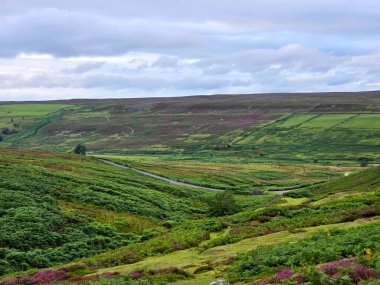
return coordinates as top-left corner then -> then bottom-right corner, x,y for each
1,0 -> 380,100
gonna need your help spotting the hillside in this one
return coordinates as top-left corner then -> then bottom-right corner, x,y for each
0,92 -> 380,284
0,147 -> 221,277
1,92 -> 380,158
0,147 -> 379,284
1,92 -> 379,193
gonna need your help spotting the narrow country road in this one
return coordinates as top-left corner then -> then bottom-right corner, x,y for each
101,159 -> 297,194
101,159 -> 224,192
269,189 -> 296,194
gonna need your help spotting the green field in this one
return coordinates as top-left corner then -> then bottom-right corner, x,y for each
298,114 -> 354,128
0,104 -> 73,117
271,114 -> 317,128
0,104 -> 74,136
236,113 -> 380,162
0,93 -> 378,157
338,114 -> 380,129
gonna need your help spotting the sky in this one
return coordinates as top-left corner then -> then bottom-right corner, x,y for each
1,0 -> 380,101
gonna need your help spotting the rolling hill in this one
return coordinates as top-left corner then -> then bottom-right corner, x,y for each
1,91 -> 379,156
0,146 -> 378,284
0,91 -> 380,284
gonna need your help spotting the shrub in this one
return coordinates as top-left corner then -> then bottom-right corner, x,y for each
251,190 -> 265,195
198,219 -> 226,232
229,223 -> 380,278
73,144 -> 86,155
1,128 -> 18,135
209,191 -> 239,217
285,189 -> 315,198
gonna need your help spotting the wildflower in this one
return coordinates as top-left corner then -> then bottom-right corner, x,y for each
274,269 -> 293,281
31,270 -> 67,283
128,270 -> 144,279
349,264 -> 373,284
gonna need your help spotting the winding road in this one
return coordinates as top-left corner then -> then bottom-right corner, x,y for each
101,159 -> 224,192
101,159 -> 298,194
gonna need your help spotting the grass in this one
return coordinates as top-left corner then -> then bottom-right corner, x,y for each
95,154 -> 356,191
0,146 -> 379,284
338,114 -> 380,129
0,147 -> 217,276
270,114 -> 317,128
90,218 -> 380,285
229,221 -> 380,281
58,201 -> 158,233
0,104 -> 72,136
276,197 -> 309,206
0,104 -> 73,117
234,113 -> 380,163
298,114 -> 355,129
1,92 -> 378,156
1,93 -> 380,284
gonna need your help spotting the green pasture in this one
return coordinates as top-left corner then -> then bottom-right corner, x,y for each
298,113 -> 354,128
338,114 -> 380,129
0,104 -> 74,137
271,114 -> 317,128
235,113 -> 380,163
0,103 -> 72,117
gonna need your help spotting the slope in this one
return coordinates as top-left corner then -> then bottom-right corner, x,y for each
1,166 -> 378,284
0,147 -> 215,276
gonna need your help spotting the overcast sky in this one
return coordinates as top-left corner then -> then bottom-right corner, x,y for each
1,0 -> 380,100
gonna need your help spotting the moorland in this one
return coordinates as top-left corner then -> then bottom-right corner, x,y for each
0,91 -> 379,285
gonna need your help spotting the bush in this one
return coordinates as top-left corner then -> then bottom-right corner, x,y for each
208,191 -> 239,217
1,128 -> 18,135
73,144 -> 86,155
229,223 -> 380,278
198,219 -> 226,232
285,189 -> 315,198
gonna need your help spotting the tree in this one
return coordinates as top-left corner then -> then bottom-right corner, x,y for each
0,135 -> 3,142
73,144 -> 86,155
208,191 -> 239,217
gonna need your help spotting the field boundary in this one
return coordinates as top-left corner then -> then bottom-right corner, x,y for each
233,113 -> 294,145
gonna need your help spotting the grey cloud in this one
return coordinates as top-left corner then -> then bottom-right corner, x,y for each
1,1 -> 380,58
152,56 -> 180,69
81,74 -> 247,91
1,1 -> 380,100
0,8 -> 204,57
67,62 -> 105,74
197,44 -> 343,74
4,0 -> 380,34
1,48 -> 380,95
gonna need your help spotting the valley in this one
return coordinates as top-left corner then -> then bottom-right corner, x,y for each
0,91 -> 379,285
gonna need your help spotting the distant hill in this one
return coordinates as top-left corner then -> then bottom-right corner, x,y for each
0,91 -> 379,155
